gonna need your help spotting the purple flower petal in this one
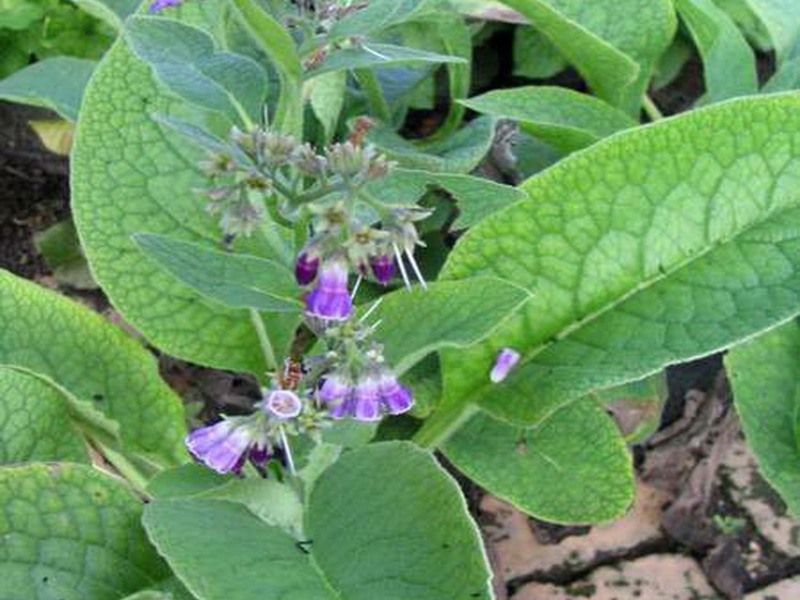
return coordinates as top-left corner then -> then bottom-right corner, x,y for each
318,375 -> 348,403
490,348 -> 521,383
370,254 -> 395,285
186,420 -> 252,474
304,260 -> 353,321
352,378 -> 382,421
265,390 -> 302,419
149,0 -> 184,12
327,390 -> 353,419
378,375 -> 414,415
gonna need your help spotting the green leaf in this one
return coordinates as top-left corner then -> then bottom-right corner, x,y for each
229,0 -> 303,135
373,277 -> 531,375
305,71 -> 346,139
676,0 -> 759,103
445,399 -> 634,524
763,55 -> 800,92
0,463 -> 173,600
366,115 -> 495,173
496,0 -> 677,114
329,0 -> 426,38
307,43 -> 467,78
0,57 -> 96,121
0,367 -> 90,464
366,167 -> 525,229
461,86 -> 637,154
134,234 -> 301,313
148,464 -> 230,499
73,0 -> 140,31
125,15 -> 268,124
73,4 -> 273,373
742,0 -> 800,62
513,26 -> 568,79
429,94 -> 800,428
726,319 -> 800,517
34,220 -> 96,290
592,372 -> 668,444
0,269 -> 187,466
143,443 -> 492,600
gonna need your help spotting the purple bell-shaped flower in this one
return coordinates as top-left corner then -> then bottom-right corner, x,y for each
351,377 -> 382,421
264,390 -> 303,419
304,259 -> 353,321
369,254 -> 395,285
490,348 -> 521,383
186,419 -> 254,474
295,252 -> 320,286
378,373 -> 414,415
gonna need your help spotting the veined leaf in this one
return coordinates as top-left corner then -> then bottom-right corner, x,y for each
0,463 -> 173,600
743,0 -> 800,62
372,277 -> 531,375
444,399 -> 634,524
329,0 -> 426,38
143,443 -> 492,600
676,0 -> 759,103
461,86 -> 637,153
763,56 -> 800,92
513,26 -> 568,80
0,367 -> 90,464
366,168 -> 525,229
134,234 -> 301,313
307,43 -> 466,78
0,269 -> 187,466
0,57 -> 96,121
125,15 -> 268,124
73,1 -> 276,373
496,0 -> 676,114
366,116 -> 495,173
425,94 -> 800,429
73,0 -> 140,31
726,319 -> 800,517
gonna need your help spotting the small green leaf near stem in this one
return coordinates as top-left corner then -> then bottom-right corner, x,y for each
250,307 -> 279,376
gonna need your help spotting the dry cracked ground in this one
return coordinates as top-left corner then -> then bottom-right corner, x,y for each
480,375 -> 800,600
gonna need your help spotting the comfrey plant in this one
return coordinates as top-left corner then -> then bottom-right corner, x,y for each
3,0 -> 800,598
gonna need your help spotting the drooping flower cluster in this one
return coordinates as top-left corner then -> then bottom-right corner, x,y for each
318,371 -> 413,421
186,388 -> 305,474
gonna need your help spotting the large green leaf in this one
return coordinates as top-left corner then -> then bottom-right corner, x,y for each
460,86 -> 637,153
125,15 -> 268,125
0,463 -> 172,600
372,277 -> 530,375
73,0 -> 140,31
366,168 -> 525,229
0,269 -> 187,466
73,1 -> 273,373
676,0 -> 759,103
726,319 -> 800,517
0,367 -> 90,464
143,443 -> 492,599
0,57 -> 96,121
445,399 -> 634,524
743,0 -> 800,62
496,0 -> 676,114
329,0 -> 426,38
133,234 -> 301,313
425,94 -> 800,429
366,116 -> 495,173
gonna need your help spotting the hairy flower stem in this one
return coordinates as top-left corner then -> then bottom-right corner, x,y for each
643,95 -> 664,121
250,308 -> 279,375
413,402 -> 480,450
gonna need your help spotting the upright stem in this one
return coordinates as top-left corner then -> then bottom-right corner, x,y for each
250,308 -> 279,374
643,95 -> 664,122
413,402 -> 479,450
355,68 -> 392,123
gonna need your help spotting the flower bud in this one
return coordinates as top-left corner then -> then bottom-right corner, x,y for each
490,348 -> 521,383
295,253 -> 320,286
369,254 -> 395,285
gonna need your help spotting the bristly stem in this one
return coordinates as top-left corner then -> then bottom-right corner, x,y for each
250,308 -> 279,375
643,95 -> 665,122
355,68 -> 392,123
